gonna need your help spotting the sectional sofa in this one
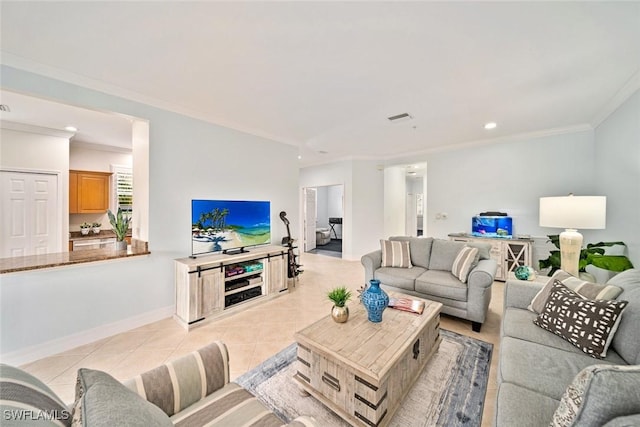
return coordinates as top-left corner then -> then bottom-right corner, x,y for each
496,268 -> 640,426
361,236 -> 497,331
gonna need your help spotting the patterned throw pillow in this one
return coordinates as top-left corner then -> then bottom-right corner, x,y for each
528,269 -> 623,314
551,364 -> 640,427
533,281 -> 629,358
451,246 -> 479,283
380,239 -> 412,268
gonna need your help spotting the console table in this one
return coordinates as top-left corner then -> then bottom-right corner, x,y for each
449,233 -> 533,281
174,245 -> 288,330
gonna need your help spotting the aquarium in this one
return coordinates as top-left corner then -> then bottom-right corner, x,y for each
472,216 -> 513,238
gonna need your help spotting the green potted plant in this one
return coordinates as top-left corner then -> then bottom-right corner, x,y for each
92,222 -> 101,234
327,286 -> 352,323
80,222 -> 91,235
539,235 -> 634,278
107,208 -> 131,250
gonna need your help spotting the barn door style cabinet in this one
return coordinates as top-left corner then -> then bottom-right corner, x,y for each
174,245 -> 289,330
449,234 -> 532,281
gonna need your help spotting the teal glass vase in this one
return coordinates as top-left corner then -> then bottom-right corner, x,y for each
361,279 -> 389,323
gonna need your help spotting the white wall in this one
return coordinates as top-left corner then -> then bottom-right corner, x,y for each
592,90 -> 640,267
0,65 -> 300,364
0,127 -> 70,250
425,130 -> 596,240
383,166 -> 406,237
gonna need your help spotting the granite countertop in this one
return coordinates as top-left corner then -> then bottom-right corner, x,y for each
0,240 -> 149,274
69,230 -> 132,241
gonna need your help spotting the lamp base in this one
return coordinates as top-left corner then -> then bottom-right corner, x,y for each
559,229 -> 582,277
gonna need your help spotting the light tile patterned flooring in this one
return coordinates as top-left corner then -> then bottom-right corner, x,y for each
20,252 -> 502,426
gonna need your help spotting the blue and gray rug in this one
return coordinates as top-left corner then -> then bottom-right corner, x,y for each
236,329 -> 492,426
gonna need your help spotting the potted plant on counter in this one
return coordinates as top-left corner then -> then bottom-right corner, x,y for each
92,222 -> 101,234
80,222 -> 91,235
327,286 -> 352,323
107,208 -> 131,250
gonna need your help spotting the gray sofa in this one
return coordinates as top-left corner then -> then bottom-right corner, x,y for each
496,268 -> 640,426
361,236 -> 497,332
0,341 -> 317,427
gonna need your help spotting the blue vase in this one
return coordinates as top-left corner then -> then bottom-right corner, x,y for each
361,279 -> 389,323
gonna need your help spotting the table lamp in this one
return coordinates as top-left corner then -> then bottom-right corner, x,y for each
539,194 -> 606,277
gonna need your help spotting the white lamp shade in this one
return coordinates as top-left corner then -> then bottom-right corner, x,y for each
539,196 -> 606,229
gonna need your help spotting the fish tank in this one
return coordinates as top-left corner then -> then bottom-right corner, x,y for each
472,216 -> 513,238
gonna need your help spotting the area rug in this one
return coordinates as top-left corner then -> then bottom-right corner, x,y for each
236,329 -> 492,427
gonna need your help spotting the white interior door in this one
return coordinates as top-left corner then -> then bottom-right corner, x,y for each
1,171 -> 59,257
304,187 -> 317,252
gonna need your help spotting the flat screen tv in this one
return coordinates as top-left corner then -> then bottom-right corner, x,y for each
191,199 -> 271,256
472,216 -> 513,238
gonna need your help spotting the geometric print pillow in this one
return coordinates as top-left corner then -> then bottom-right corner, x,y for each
533,281 -> 629,359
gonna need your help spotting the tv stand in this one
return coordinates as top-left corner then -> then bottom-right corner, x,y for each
223,247 -> 248,255
174,245 -> 289,330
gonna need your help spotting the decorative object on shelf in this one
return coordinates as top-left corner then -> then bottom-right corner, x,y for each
514,265 -> 536,281
92,222 -> 101,234
80,222 -> 91,235
538,235 -> 634,277
327,286 -> 352,323
108,207 -> 131,250
361,279 -> 389,323
539,194 -> 607,277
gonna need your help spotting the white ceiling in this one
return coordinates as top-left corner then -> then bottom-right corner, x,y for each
1,2 -> 639,167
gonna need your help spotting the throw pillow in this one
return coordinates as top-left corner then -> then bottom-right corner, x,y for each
533,281 -> 629,359
528,269 -> 623,314
73,368 -> 172,427
380,239 -> 412,268
551,364 -> 640,427
451,246 -> 479,283
0,364 -> 71,426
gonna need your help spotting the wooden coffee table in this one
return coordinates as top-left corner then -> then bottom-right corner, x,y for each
294,293 -> 442,427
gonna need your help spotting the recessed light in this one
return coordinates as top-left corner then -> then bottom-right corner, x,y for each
297,155 -> 302,160
65,126 -> 78,132
484,122 -> 497,130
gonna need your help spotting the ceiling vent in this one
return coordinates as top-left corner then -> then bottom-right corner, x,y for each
0,104 -> 11,112
387,112 -> 412,123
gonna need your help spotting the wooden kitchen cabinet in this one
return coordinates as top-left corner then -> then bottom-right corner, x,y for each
69,170 -> 112,213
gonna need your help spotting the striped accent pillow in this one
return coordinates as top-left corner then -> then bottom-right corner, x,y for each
451,246 -> 479,283
123,341 -> 229,417
0,364 -> 71,426
528,269 -> 624,314
380,239 -> 412,268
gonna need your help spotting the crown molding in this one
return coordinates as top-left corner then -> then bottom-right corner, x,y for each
0,120 -> 74,139
591,69 -> 640,127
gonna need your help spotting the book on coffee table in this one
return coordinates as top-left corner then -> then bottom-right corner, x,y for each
388,297 -> 425,315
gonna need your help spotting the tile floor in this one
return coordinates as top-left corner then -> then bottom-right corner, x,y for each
20,251 -> 502,426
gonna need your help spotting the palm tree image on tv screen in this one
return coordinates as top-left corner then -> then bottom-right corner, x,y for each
191,200 -> 271,255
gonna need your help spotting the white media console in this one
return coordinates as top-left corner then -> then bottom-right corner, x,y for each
174,245 -> 289,330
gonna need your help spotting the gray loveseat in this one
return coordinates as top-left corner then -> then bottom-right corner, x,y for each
361,236 -> 497,332
496,268 -> 640,426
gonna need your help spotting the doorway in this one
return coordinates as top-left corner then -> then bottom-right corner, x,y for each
303,184 -> 344,258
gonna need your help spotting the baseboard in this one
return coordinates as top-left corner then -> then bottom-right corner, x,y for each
1,305 -> 174,367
